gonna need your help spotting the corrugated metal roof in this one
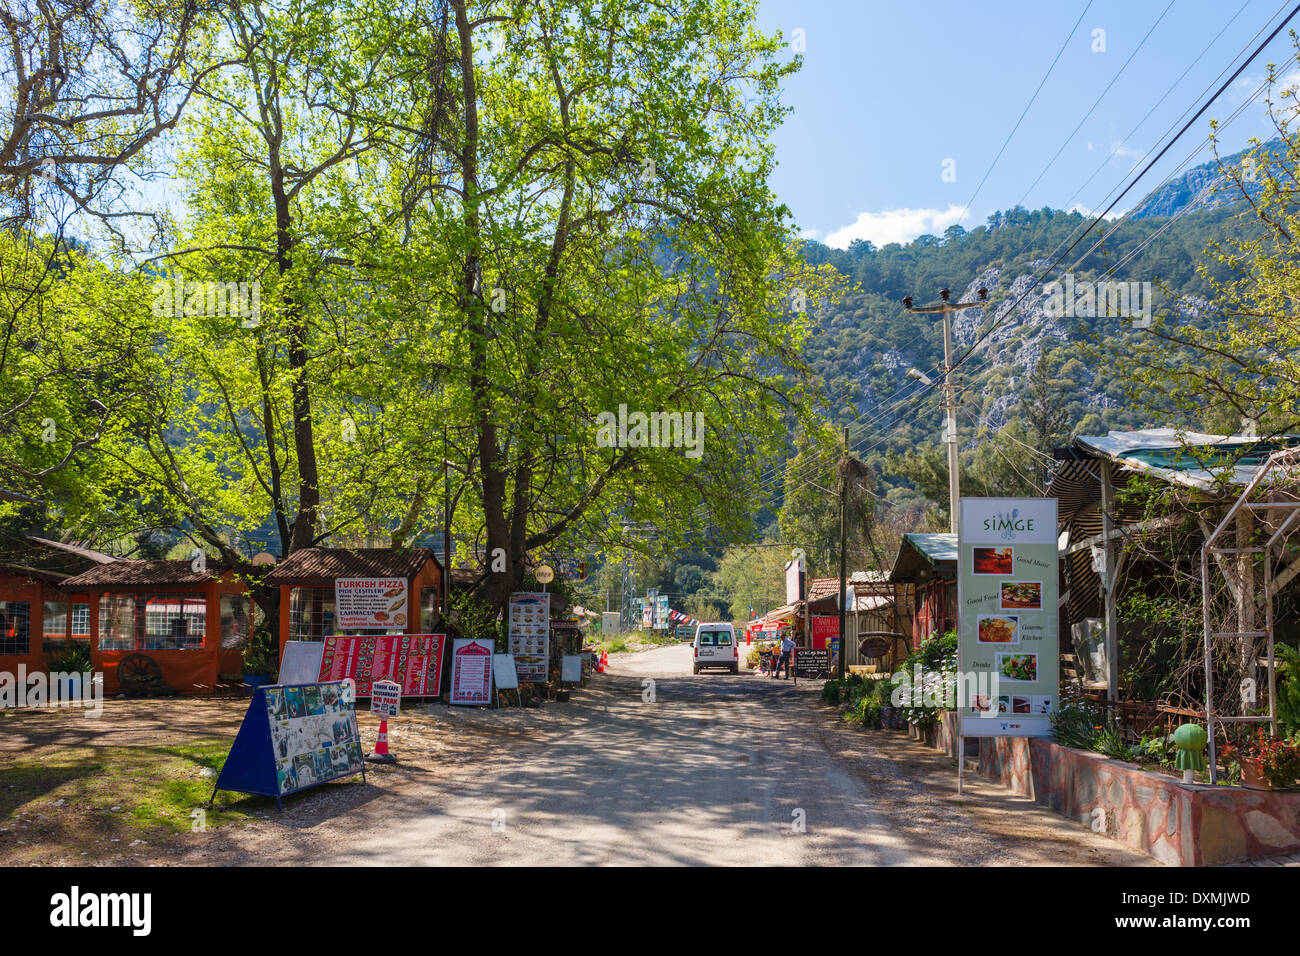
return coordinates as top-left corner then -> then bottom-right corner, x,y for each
62,560 -> 228,588
905,533 -> 958,563
265,547 -> 439,583
889,533 -> 958,583
25,536 -> 118,564
1071,429 -> 1300,491
760,602 -> 800,622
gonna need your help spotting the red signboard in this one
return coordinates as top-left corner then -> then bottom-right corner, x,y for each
811,615 -> 838,650
317,634 -> 446,697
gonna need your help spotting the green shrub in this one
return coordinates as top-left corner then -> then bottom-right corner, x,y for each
1093,721 -> 1137,762
847,694 -> 882,728
822,680 -> 842,705
1277,643 -> 1300,737
45,644 -> 92,673
1049,700 -> 1106,750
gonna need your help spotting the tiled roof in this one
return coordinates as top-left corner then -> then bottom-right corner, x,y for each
265,547 -> 438,584
61,560 -> 227,588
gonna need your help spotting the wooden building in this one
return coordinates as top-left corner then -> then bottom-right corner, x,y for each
888,533 -> 958,643
265,547 -> 444,655
58,560 -> 254,695
0,536 -> 118,677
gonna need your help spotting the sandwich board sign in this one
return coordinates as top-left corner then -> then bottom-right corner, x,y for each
492,654 -> 519,690
209,680 -> 365,810
450,638 -> 494,706
957,497 -> 1059,741
279,641 -> 326,685
561,654 -> 583,683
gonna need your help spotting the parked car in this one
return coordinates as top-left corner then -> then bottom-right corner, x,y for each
692,622 -> 738,674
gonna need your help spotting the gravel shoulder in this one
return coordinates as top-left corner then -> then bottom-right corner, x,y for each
0,644 -> 1153,866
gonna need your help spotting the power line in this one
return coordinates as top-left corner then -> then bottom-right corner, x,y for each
960,0 -> 1094,220
1013,0 -> 1177,210
951,2 -> 1300,376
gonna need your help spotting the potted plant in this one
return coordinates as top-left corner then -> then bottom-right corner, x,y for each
242,629 -> 278,689
1222,730 -> 1300,790
45,644 -> 93,699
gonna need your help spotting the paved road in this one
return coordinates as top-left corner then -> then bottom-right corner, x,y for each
149,643 -> 1153,866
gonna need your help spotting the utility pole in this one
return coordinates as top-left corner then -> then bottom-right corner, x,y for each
903,287 -> 988,533
837,425 -> 849,682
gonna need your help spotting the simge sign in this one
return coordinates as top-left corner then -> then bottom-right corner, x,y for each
958,498 -> 1059,738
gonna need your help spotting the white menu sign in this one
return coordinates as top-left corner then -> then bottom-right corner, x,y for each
508,592 -> 550,682
450,638 -> 494,706
335,578 -> 409,630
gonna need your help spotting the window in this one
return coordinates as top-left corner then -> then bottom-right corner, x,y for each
288,587 -> 336,642
71,603 -> 89,639
220,594 -> 254,649
697,629 -> 732,646
98,594 -> 206,651
420,587 -> 440,632
43,600 -> 91,654
0,602 -> 31,654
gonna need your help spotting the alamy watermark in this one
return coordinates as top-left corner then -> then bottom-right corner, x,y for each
890,665 -> 1003,715
151,274 -> 261,327
594,403 -> 704,458
1043,273 -> 1153,328
1,666 -> 104,717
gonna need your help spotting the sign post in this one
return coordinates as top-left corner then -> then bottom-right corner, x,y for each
368,680 -> 400,763
957,497 -> 1059,794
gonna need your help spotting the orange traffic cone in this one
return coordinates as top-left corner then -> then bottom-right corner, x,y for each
598,651 -> 608,673
367,718 -> 396,763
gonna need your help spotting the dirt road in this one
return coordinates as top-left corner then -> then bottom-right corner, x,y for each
99,643 -> 1151,866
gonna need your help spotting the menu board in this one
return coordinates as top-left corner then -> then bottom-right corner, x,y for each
508,592 -> 550,682
450,638 -> 494,705
264,681 -> 365,795
794,647 -> 830,679
335,577 -> 409,630
317,634 -> 446,697
958,498 -> 1059,738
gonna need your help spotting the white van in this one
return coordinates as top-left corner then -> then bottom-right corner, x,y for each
692,622 -> 738,675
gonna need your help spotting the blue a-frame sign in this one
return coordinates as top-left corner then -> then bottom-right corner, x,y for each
208,683 -> 366,811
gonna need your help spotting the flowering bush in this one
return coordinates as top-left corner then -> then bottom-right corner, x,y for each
891,631 -> 958,730
1222,730 -> 1300,788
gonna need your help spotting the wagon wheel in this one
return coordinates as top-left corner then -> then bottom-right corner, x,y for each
118,653 -> 163,684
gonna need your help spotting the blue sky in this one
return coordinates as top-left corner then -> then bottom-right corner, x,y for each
755,0 -> 1299,247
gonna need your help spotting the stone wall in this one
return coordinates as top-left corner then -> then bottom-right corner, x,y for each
976,735 -> 1300,866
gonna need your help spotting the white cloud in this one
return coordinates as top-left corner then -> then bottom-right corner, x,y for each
1086,139 -> 1144,161
1068,202 -> 1125,221
799,226 -> 820,241
822,204 -> 968,249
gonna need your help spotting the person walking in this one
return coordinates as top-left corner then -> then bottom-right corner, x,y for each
775,633 -> 797,680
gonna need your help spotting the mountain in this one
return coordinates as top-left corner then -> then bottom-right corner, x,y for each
786,151 -> 1269,533
1128,140 -> 1276,219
